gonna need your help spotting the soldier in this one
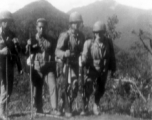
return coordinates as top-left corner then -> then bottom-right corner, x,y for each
55,12 -> 85,117
26,18 -> 60,115
81,21 -> 116,115
0,11 -> 23,120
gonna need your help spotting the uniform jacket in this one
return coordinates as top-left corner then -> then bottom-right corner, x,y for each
55,29 -> 85,78
55,29 -> 85,63
82,36 -> 116,75
27,33 -> 55,73
0,27 -> 21,71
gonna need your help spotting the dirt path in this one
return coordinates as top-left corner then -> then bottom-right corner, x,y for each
10,114 -> 145,120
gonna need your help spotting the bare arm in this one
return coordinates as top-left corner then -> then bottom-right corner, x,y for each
0,47 -> 8,55
55,32 -> 69,60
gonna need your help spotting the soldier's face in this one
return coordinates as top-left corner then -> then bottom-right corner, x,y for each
94,31 -> 104,41
1,20 -> 11,30
70,22 -> 81,33
36,22 -> 46,36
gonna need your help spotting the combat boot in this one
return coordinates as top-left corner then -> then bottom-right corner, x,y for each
80,111 -> 86,116
65,112 -> 72,117
93,103 -> 100,115
0,104 -> 7,120
36,109 -> 43,114
0,115 -> 7,120
51,109 -> 61,116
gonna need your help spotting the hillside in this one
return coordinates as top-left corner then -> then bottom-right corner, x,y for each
69,0 -> 152,49
13,0 -> 69,45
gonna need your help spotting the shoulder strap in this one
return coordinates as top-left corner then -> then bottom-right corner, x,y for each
89,39 -> 94,50
66,31 -> 71,50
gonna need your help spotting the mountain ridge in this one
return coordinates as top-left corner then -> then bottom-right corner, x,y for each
13,0 -> 69,45
68,0 -> 152,49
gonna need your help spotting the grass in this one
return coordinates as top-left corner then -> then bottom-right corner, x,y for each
8,113 -> 147,120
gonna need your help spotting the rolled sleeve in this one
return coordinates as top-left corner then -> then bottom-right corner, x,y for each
55,32 -> 69,60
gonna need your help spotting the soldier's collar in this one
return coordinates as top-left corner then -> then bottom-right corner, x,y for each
95,39 -> 103,44
36,33 -> 46,41
95,36 -> 107,44
68,29 -> 79,37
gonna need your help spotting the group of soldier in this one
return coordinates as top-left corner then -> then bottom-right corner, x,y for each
0,10 -> 116,120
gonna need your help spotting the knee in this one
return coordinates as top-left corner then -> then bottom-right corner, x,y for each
85,79 -> 93,97
95,86 -> 105,98
49,86 -> 56,97
58,75 -> 68,88
48,72 -> 55,78
47,73 -> 57,87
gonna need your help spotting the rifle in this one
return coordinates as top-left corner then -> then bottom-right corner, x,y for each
14,41 -> 22,74
0,37 -> 9,120
2,36 -> 22,120
78,55 -> 86,110
64,54 -> 71,100
65,43 -> 73,110
28,33 -> 33,120
6,53 -> 8,120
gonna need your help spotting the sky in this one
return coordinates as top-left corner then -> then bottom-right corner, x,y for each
0,0 -> 152,13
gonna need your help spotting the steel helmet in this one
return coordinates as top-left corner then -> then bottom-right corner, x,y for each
36,18 -> 47,25
0,11 -> 13,21
69,12 -> 83,23
93,21 -> 106,32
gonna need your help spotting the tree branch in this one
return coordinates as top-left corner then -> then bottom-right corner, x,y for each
139,30 -> 152,56
114,78 -> 146,102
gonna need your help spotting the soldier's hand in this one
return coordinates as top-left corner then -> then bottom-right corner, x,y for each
1,47 -> 8,55
111,72 -> 116,78
64,50 -> 70,57
78,85 -> 83,93
12,38 -> 19,44
19,70 -> 23,75
95,35 -> 100,41
27,39 -> 32,46
79,56 -> 82,67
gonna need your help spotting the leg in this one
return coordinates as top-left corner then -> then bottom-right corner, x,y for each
57,73 -> 71,115
32,70 -> 43,113
0,64 -> 14,119
45,72 -> 57,110
69,67 -> 79,111
57,74 -> 63,112
61,76 -> 71,115
84,77 -> 94,110
56,62 -> 70,114
7,68 -> 14,100
94,75 -> 107,106
57,76 -> 71,115
93,74 -> 107,115
0,69 -> 7,117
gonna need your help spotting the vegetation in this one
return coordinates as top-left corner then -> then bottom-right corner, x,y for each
5,1 -> 152,120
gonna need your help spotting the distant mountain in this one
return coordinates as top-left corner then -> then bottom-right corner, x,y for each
68,0 -> 152,49
13,0 -> 69,44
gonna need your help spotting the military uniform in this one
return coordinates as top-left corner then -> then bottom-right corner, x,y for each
0,27 -> 22,116
82,36 -> 116,108
26,33 -> 57,112
55,29 -> 85,113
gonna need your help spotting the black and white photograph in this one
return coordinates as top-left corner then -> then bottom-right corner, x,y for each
0,0 -> 152,120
